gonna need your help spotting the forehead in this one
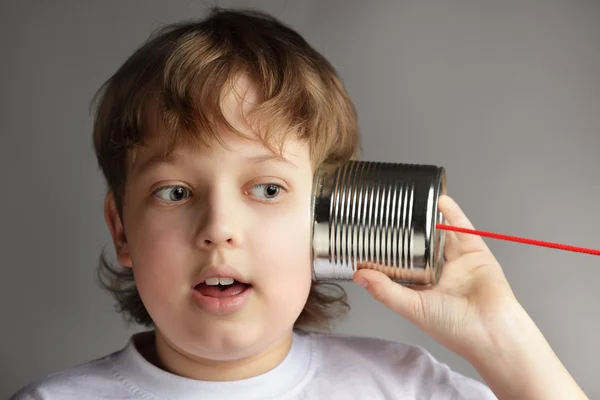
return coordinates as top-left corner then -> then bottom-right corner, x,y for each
133,73 -> 309,167
128,131 -> 310,177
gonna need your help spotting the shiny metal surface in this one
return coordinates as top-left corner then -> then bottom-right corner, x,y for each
311,161 -> 447,285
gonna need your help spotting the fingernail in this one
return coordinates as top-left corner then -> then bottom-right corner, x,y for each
354,277 -> 368,288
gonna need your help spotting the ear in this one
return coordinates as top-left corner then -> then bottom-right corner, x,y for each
104,191 -> 132,268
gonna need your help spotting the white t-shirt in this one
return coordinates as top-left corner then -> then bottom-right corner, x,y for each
11,330 -> 496,399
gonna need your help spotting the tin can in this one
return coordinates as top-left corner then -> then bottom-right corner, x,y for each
311,161 -> 447,285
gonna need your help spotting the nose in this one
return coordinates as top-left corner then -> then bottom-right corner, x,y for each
196,193 -> 241,250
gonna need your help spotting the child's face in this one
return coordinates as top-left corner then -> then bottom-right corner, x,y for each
108,79 -> 314,367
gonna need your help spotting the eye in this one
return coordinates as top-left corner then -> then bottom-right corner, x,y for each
153,186 -> 191,202
249,183 -> 283,202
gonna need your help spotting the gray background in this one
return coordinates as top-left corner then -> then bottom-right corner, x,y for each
2,0 -> 599,398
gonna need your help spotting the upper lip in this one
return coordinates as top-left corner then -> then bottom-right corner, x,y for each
193,264 -> 250,287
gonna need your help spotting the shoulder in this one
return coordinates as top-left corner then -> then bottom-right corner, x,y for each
9,350 -> 133,400
307,330 -> 438,367
305,331 -> 497,399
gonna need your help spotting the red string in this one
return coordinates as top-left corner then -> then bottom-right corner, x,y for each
436,224 -> 600,256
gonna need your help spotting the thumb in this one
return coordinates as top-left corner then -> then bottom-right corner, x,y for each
353,269 -> 425,324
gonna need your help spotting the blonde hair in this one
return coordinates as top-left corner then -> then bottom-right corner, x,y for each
92,8 -> 360,331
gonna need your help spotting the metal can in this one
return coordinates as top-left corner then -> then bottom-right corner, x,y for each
311,160 -> 447,285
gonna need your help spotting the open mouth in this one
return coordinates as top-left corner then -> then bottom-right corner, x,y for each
194,278 -> 251,298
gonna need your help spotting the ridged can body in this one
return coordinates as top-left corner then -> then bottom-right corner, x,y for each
311,161 -> 447,285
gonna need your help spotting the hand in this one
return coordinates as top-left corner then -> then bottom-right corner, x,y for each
353,194 -> 520,359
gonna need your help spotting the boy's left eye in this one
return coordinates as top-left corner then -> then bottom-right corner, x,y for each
249,183 -> 283,201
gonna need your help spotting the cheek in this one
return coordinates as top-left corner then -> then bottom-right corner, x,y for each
249,196 -> 312,266
249,200 -> 313,300
127,205 -> 191,264
125,212 -> 191,309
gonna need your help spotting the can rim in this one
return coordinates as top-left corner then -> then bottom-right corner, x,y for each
430,167 -> 447,284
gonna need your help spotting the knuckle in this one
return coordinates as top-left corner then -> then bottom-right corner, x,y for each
374,280 -> 390,305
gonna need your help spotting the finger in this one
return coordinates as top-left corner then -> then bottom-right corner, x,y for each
438,195 -> 488,254
353,269 -> 424,325
442,228 -> 461,262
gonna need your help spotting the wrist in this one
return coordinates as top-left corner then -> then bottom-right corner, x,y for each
466,301 -> 534,362
464,303 -> 587,400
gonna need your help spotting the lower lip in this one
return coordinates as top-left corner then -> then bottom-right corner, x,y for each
191,285 -> 252,315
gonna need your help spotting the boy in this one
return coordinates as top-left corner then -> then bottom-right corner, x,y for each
11,8 -> 587,399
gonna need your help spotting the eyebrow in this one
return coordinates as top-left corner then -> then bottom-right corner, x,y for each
248,153 -> 296,168
133,151 -> 296,175
133,152 -> 181,175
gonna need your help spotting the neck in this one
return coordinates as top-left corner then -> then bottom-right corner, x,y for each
148,329 -> 294,381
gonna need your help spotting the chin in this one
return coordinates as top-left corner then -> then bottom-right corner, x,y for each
183,321 -> 273,358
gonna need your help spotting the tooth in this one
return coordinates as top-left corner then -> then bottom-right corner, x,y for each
219,277 -> 234,285
205,277 -> 220,286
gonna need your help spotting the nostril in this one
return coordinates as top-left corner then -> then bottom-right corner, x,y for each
200,238 -> 233,246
